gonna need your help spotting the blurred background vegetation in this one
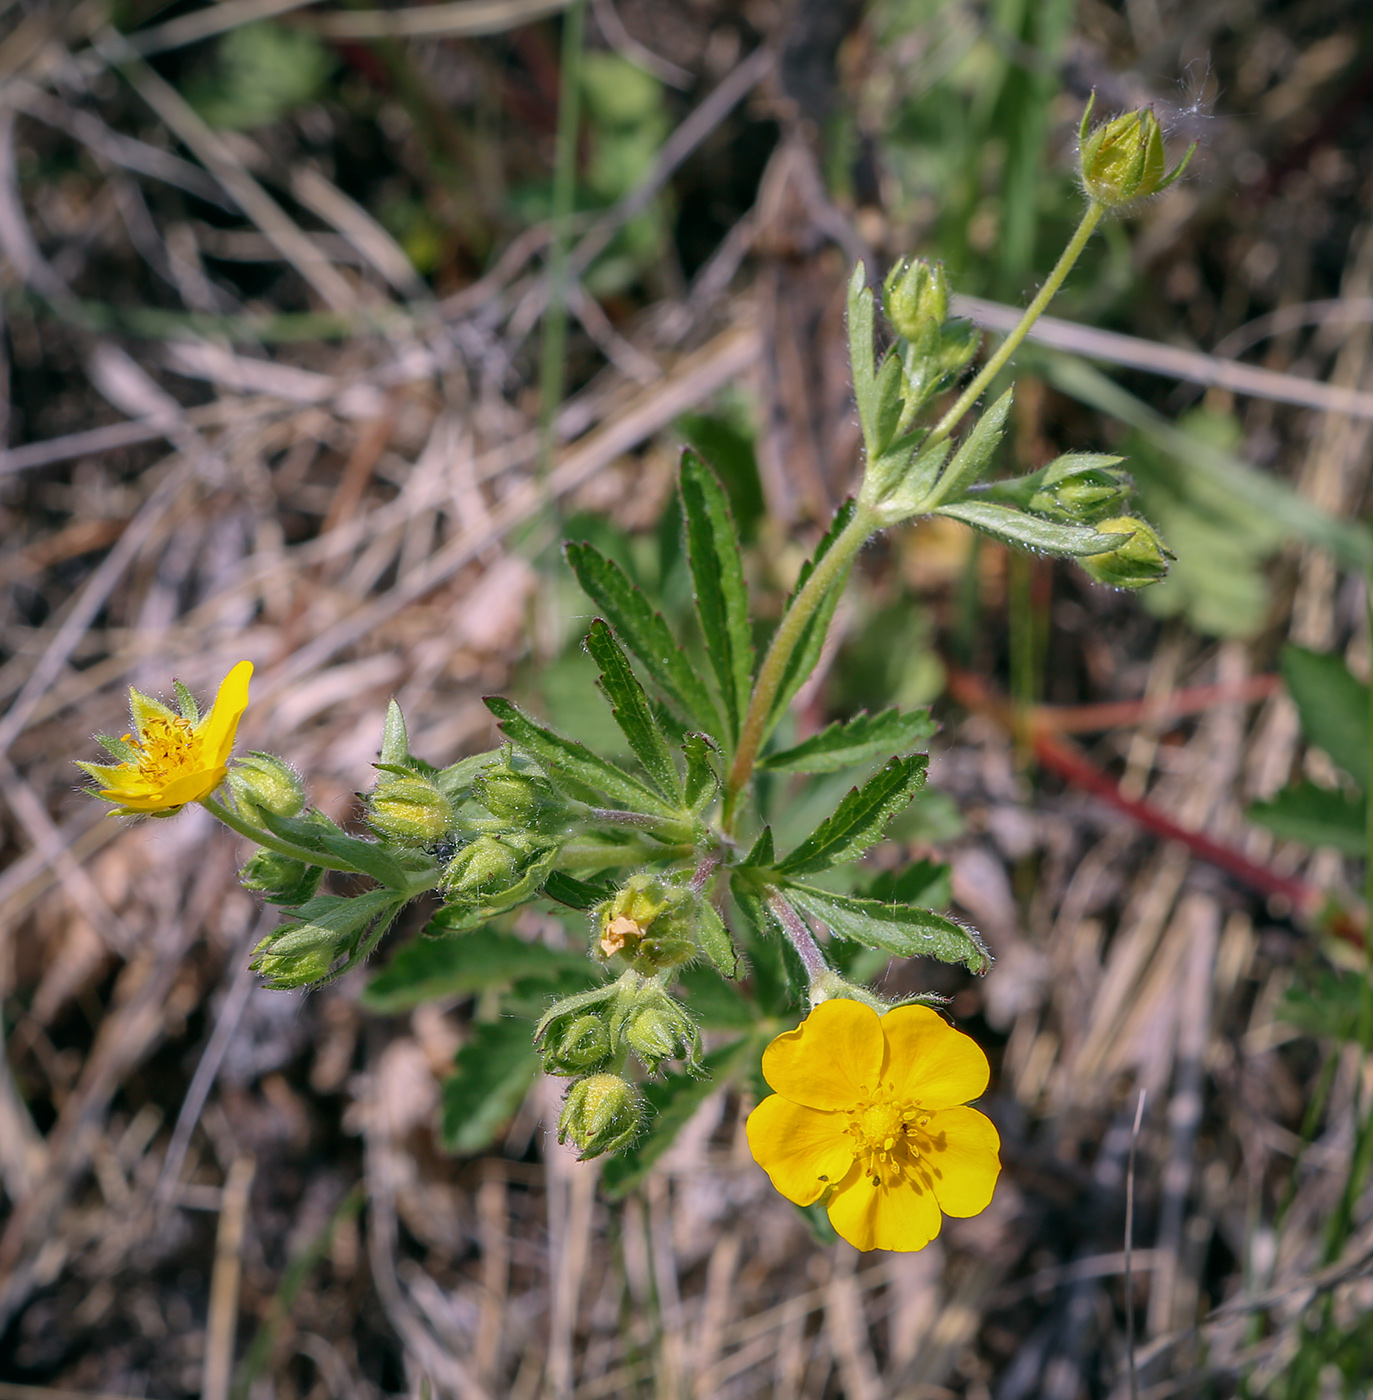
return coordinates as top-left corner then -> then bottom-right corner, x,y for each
4,0 -> 1373,1395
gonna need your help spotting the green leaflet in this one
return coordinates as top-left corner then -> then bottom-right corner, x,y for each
776,755 -> 927,876
761,706 -> 936,774
935,500 -> 1120,556
564,540 -> 723,737
1282,646 -> 1369,788
314,831 -> 419,891
1248,783 -> 1366,857
362,931 -> 600,1013
682,732 -> 721,812
847,263 -> 877,455
265,890 -> 404,956
601,1036 -> 756,1199
767,499 -> 860,730
440,1019 -> 541,1154
585,620 -> 684,803
542,870 -> 617,910
680,451 -> 754,745
784,883 -> 992,974
484,696 -> 684,824
923,388 -> 1014,509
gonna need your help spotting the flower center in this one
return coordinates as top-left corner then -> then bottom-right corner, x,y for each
132,715 -> 200,784
845,1085 -> 935,1189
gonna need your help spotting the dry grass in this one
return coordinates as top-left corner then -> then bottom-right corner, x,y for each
3,0 -> 1373,1396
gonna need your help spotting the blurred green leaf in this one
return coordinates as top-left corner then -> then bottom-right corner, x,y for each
440,1020 -> 540,1154
362,931 -> 599,1014
1282,646 -> 1370,788
1248,783 -> 1366,856
188,22 -> 334,130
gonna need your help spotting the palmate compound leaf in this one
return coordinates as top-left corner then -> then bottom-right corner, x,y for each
601,1035 -> 758,1199
564,540 -> 724,738
784,883 -> 992,975
484,696 -> 686,826
760,706 -> 937,774
679,450 -> 754,745
934,501 -> 1121,557
585,620 -> 684,804
1281,646 -> 1369,789
441,1018 -> 541,1154
775,755 -> 927,876
1247,782 -> 1366,857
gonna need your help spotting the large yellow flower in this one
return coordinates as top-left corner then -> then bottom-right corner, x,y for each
78,661 -> 253,815
746,999 -> 1000,1252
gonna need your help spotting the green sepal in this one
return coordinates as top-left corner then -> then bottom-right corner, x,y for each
585,619 -> 684,803
679,450 -> 754,745
94,733 -> 141,763
934,501 -> 1120,556
776,755 -> 927,876
440,1019 -> 541,1154
380,699 -> 409,766
173,679 -> 200,723
694,900 -> 739,978
433,749 -> 503,800
784,882 -> 992,974
760,706 -> 936,774
564,541 -> 724,738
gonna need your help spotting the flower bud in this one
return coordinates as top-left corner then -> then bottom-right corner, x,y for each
239,847 -> 322,905
474,765 -> 542,824
883,258 -> 949,345
1078,95 -> 1194,209
622,990 -> 700,1073
542,1013 -> 614,1075
557,1073 -> 644,1159
229,752 -> 306,823
935,318 -> 980,376
1029,455 -> 1131,523
1079,516 -> 1173,589
596,875 -> 694,972
441,833 -> 518,896
368,773 -> 455,846
250,944 -> 335,990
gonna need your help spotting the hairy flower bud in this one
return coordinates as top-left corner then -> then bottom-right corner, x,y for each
542,1013 -> 614,1075
622,988 -> 701,1073
250,944 -> 335,990
1078,95 -> 1194,209
239,847 -> 321,905
1029,454 -> 1131,523
229,752 -> 306,823
596,876 -> 695,972
883,258 -> 949,345
441,833 -> 518,896
368,773 -> 455,846
557,1073 -> 644,1159
1079,516 -> 1172,589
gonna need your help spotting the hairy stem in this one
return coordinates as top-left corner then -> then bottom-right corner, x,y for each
767,890 -> 829,990
199,796 -> 364,875
927,199 -> 1105,450
725,504 -> 875,826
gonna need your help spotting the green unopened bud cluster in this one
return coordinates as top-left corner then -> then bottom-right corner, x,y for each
880,258 -> 980,434
557,1073 -> 644,1159
229,752 -> 306,823
594,874 -> 697,973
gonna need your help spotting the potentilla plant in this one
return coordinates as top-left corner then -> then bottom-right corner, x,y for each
78,100 -> 1190,1252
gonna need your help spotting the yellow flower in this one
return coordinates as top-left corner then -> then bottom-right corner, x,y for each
746,999 -> 1000,1252
78,661 -> 253,815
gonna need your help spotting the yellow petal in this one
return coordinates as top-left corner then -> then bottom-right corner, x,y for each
745,1095 -> 855,1206
879,1004 -> 989,1110
922,1105 -> 1001,1217
196,661 -> 253,768
826,1165 -> 942,1253
761,999 -> 884,1110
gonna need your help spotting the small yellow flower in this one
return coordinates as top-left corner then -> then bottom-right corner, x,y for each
78,661 -> 253,815
747,999 -> 1000,1252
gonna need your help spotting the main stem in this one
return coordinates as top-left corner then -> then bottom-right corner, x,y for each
724,504 -> 875,826
926,199 -> 1106,450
